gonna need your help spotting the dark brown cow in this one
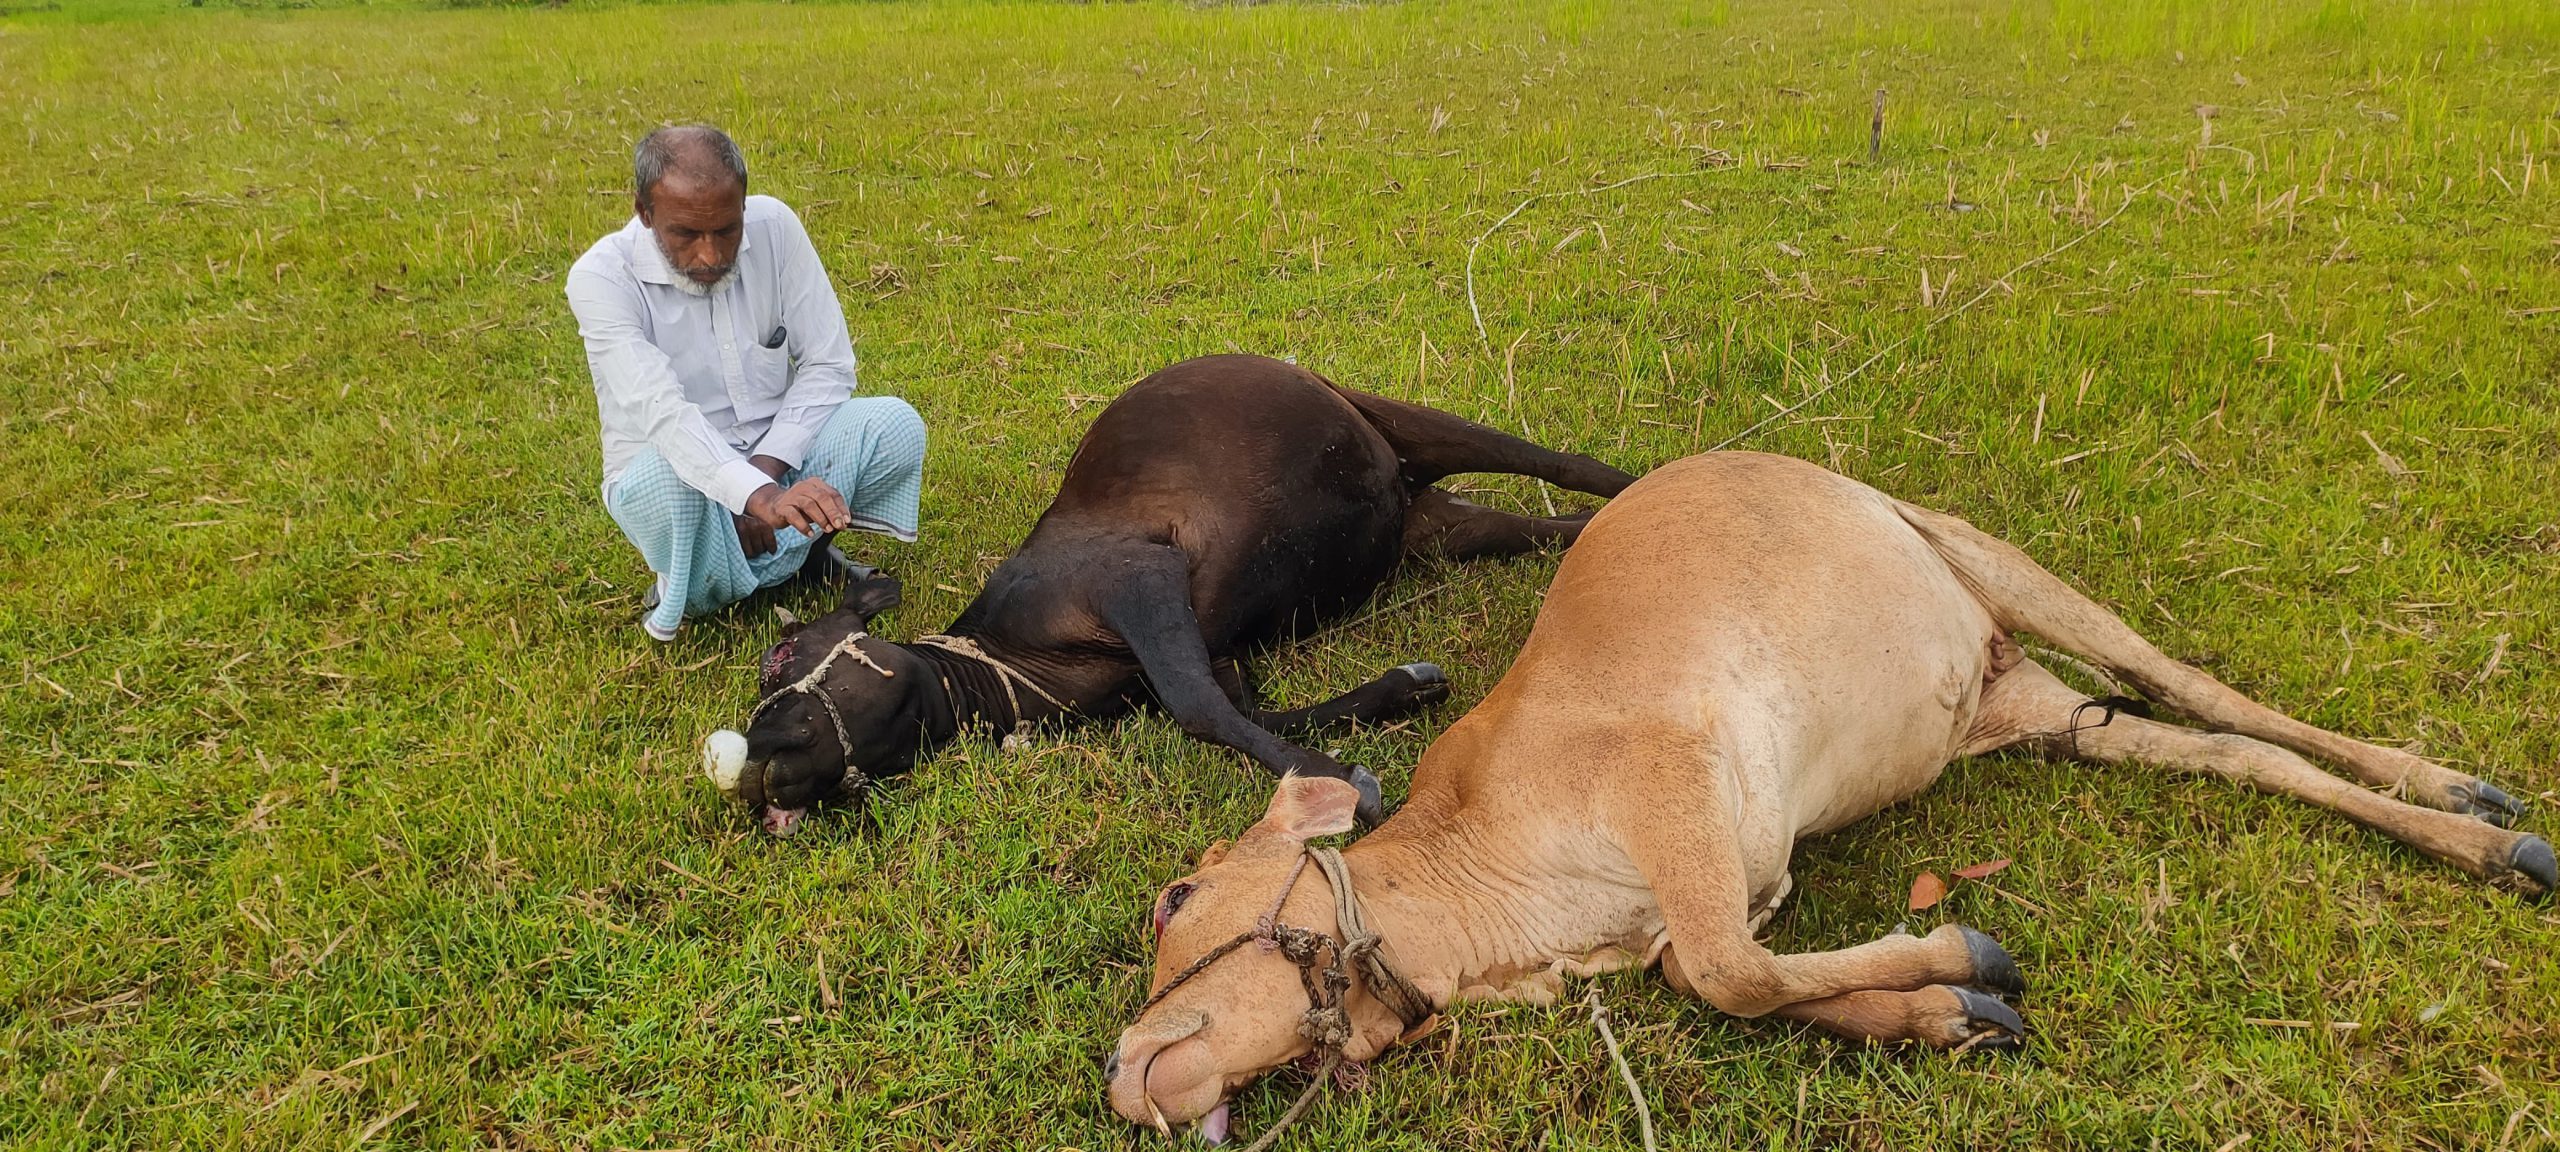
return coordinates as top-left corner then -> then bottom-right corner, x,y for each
702,354 -> 1635,834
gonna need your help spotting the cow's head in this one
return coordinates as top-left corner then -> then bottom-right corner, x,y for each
701,575 -> 928,836
1103,776 -> 1411,1143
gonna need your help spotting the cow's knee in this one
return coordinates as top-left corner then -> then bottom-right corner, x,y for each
1658,939 -> 1790,1019
1171,710 -> 1231,745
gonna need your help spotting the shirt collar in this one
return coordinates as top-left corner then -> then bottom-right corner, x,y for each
624,214 -> 754,287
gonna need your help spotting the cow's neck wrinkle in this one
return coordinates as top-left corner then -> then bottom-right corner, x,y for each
906,634 -> 1075,740
905,647 -> 962,747
904,641 -> 1000,743
1343,808 -> 1596,1009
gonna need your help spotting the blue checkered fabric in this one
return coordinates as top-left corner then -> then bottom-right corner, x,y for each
606,396 -> 926,638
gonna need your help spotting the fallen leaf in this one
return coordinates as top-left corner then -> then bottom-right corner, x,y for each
1954,858 -> 2012,880
1908,871 -> 1948,912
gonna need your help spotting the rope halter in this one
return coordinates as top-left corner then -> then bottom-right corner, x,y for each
744,629 -> 896,792
1134,845 -> 1435,1151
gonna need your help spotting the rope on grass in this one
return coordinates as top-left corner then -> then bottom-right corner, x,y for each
1586,988 -> 1658,1152
1234,1053 -> 1343,1152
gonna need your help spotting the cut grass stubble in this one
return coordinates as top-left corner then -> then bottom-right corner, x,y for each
3,0 -> 2558,1149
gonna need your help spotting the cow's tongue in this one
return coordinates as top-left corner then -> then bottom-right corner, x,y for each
1197,1101 -> 1232,1146
760,806 -> 806,837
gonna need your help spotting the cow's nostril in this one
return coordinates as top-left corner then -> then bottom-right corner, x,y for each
1102,1048 -> 1121,1081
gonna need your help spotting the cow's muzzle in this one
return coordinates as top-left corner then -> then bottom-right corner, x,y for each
1107,1012 -> 1231,1141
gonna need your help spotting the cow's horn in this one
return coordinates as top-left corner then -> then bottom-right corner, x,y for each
702,729 -> 748,795
774,605 -> 799,626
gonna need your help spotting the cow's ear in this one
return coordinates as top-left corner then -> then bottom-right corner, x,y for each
842,574 -> 902,626
1195,839 -> 1234,871
1246,774 -> 1360,845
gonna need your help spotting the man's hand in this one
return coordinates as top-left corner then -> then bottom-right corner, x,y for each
736,457 -> 793,557
733,512 -> 779,558
744,477 -> 852,538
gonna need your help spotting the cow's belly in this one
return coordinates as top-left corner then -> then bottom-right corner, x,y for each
1183,494 -> 1404,653
1719,546 -> 1996,845
1505,452 -> 2005,883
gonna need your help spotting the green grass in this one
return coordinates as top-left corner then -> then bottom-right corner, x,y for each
5,0 -> 2558,1147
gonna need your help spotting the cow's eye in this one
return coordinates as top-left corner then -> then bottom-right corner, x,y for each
1152,882 -> 1197,940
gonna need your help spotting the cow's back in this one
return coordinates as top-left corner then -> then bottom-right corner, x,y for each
1033,355 -> 1406,648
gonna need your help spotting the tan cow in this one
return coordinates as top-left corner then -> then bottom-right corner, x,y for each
1106,451 -> 2550,1143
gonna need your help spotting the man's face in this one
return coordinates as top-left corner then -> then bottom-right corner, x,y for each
638,173 -> 745,287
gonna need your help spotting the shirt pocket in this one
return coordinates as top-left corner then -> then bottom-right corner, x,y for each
744,341 -> 794,401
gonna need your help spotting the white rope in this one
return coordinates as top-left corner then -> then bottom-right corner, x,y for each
780,631 -> 886,695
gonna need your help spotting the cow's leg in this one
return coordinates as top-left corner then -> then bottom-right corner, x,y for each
1900,500 -> 2528,825
1252,665 -> 1450,736
1334,388 -> 1635,497
1094,544 -> 1388,824
1655,926 -> 2030,1050
1756,985 -> 2032,1050
1609,753 -> 2028,1049
1969,661 -> 2553,894
1211,657 -> 1447,735
1401,488 -> 1595,561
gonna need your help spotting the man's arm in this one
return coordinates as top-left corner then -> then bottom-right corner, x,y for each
566,264 -> 773,515
745,201 -> 859,469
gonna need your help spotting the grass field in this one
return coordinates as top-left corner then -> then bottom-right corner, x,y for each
5,0 -> 2559,1147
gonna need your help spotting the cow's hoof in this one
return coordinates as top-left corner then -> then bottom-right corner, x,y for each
799,543 -> 879,588
1950,987 -> 2028,1053
1393,663 -> 1450,708
1347,766 -> 1388,829
2452,779 -> 2527,827
1958,926 -> 2025,999
2512,836 -> 2556,897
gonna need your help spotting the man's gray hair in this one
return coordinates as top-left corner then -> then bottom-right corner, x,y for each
633,125 -> 748,210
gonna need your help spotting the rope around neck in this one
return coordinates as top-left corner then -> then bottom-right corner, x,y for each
910,632 -> 1073,741
1134,843 -> 1434,1150
1306,846 -> 1434,1030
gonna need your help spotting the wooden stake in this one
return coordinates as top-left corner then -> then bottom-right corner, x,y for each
1870,89 -> 1887,163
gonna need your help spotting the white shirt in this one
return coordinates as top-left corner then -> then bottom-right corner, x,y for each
565,195 -> 860,514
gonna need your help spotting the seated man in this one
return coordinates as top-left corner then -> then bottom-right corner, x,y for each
566,125 -> 925,641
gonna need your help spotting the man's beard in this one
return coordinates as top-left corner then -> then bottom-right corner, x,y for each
658,239 -> 739,297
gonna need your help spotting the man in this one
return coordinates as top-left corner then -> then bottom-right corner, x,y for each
567,125 -> 925,641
